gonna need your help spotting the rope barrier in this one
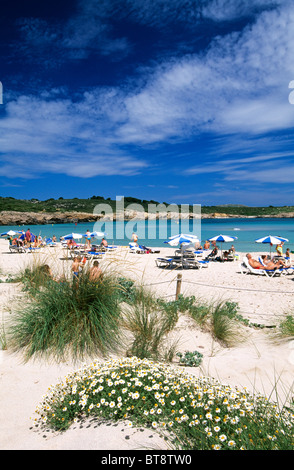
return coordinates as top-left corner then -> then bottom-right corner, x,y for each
136,274 -> 293,322
182,279 -> 294,295
140,275 -> 294,295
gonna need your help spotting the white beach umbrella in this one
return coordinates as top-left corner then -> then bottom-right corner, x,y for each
255,235 -> 289,255
255,235 -> 289,244
165,233 -> 199,247
62,233 -> 84,240
208,234 -> 238,243
0,230 -> 21,236
208,234 -> 238,255
84,231 -> 105,238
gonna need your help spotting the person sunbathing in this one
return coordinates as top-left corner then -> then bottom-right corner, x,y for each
246,254 -> 284,271
260,255 -> 286,269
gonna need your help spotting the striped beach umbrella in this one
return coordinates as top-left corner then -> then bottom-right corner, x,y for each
255,235 -> 289,255
1,230 -> 24,236
165,233 -> 199,247
255,235 -> 289,244
208,234 -> 238,255
62,233 -> 84,240
208,234 -> 238,243
83,231 -> 105,238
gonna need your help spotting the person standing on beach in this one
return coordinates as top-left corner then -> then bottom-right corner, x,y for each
85,230 -> 92,250
131,232 -> 138,244
72,256 -> 86,280
276,241 -> 284,257
25,228 -> 31,246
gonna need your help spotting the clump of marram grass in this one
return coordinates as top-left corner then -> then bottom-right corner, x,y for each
34,356 -> 294,450
8,261 -> 53,295
120,286 -> 179,361
278,315 -> 294,338
161,295 -> 246,347
7,271 -> 123,362
210,301 -> 246,347
0,318 -> 7,350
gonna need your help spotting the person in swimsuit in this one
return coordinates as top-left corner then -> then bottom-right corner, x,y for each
247,253 -> 284,270
85,230 -> 92,250
72,256 -> 86,280
89,261 -> 103,282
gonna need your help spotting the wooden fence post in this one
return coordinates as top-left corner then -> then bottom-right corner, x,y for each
176,273 -> 182,300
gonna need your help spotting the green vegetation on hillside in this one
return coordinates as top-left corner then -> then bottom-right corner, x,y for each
0,196 -> 293,216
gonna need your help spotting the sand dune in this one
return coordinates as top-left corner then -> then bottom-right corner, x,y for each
0,240 -> 293,450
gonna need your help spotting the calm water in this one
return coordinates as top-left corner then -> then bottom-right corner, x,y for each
1,217 -> 294,253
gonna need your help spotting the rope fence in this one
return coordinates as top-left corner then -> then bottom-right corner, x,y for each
140,273 -> 294,296
136,273 -> 294,321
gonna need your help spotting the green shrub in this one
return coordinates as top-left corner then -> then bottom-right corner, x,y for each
176,350 -> 203,367
8,272 -> 123,362
121,288 -> 179,361
278,315 -> 294,338
34,357 -> 294,450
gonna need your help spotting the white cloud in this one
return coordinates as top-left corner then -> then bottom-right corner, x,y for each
112,1 -> 294,144
2,0 -> 294,186
0,93 -> 148,179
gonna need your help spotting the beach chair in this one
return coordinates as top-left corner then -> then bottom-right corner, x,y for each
45,237 -> 57,247
155,257 -> 182,269
224,252 -> 235,262
9,245 -> 26,253
258,256 -> 293,275
240,257 -> 269,276
181,257 -> 205,269
240,257 -> 282,277
85,251 -> 106,260
129,243 -> 145,254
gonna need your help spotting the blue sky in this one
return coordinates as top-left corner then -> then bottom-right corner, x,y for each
1,0 -> 294,206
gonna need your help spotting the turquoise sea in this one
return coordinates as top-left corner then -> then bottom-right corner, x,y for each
1,217 -> 294,253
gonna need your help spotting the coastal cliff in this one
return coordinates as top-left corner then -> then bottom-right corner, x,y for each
1,209 -> 294,226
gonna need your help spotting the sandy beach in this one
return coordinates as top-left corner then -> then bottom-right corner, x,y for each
0,238 -> 293,450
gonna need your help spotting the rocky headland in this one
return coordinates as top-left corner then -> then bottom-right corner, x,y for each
0,209 -> 293,226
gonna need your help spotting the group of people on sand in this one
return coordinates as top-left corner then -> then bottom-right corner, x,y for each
67,230 -> 108,252
9,228 -> 42,248
203,240 -> 236,261
42,257 -> 103,284
246,251 -> 291,271
9,228 -> 58,248
71,256 -> 103,282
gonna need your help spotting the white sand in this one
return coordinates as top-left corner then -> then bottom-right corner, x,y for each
0,239 -> 293,450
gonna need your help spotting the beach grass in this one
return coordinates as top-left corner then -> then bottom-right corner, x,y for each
278,314 -> 294,338
121,286 -> 179,361
6,259 -> 249,363
7,271 -> 123,362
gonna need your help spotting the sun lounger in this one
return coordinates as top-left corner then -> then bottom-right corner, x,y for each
240,257 -> 282,277
155,257 -> 180,268
129,243 -> 145,254
9,245 -> 26,253
181,258 -> 206,269
156,255 -> 209,269
258,256 -> 294,275
85,251 -> 106,260
240,257 -> 269,276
